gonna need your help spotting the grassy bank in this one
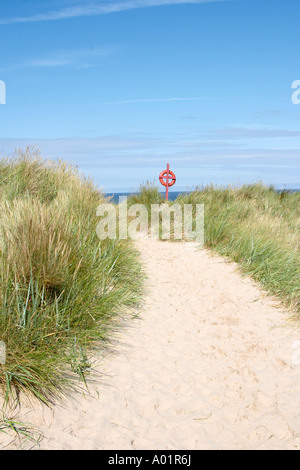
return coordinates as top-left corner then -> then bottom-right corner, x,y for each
131,182 -> 300,315
0,149 -> 143,407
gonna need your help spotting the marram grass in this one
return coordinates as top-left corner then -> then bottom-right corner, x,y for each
0,148 -> 144,407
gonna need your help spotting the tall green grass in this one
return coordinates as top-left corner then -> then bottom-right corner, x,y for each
0,148 -> 143,407
175,183 -> 300,314
128,181 -> 165,211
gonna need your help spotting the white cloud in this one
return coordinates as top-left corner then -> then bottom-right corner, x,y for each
0,135 -> 299,191
208,127 -> 300,139
0,0 -> 227,25
1,46 -> 117,71
0,135 -> 300,192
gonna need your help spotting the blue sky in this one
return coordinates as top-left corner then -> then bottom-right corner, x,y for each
0,0 -> 300,192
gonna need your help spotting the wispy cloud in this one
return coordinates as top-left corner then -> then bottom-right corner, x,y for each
0,0 -> 227,25
104,97 -> 210,104
1,46 -> 117,71
1,136 -> 299,191
209,127 -> 300,139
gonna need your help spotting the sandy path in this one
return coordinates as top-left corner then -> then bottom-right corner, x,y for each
2,239 -> 300,450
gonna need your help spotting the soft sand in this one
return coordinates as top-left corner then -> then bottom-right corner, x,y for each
1,239 -> 300,450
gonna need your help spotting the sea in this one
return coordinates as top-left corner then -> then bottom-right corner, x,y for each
106,191 -> 183,203
106,189 -> 299,204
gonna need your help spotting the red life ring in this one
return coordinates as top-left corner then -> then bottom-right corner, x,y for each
159,170 -> 176,187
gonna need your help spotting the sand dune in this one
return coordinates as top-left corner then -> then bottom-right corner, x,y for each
2,239 -> 300,450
